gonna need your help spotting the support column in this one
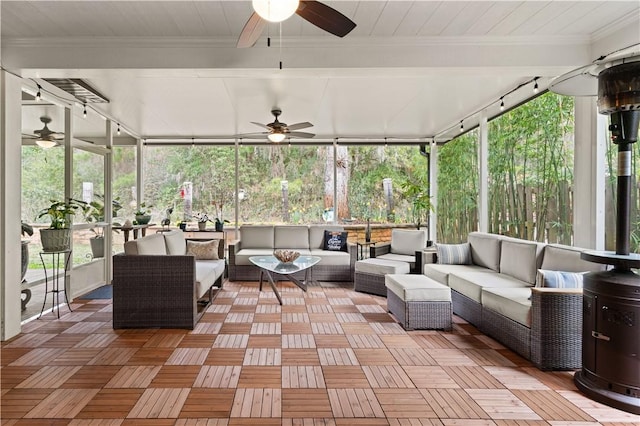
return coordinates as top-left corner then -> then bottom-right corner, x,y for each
478,113 -> 489,233
104,120 -> 113,284
136,138 -> 144,207
573,97 -> 606,250
1,71 -> 23,340
429,139 -> 438,243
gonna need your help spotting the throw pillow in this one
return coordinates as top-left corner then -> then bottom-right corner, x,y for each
323,230 -> 348,252
436,242 -> 472,265
186,239 -> 219,260
536,269 -> 586,288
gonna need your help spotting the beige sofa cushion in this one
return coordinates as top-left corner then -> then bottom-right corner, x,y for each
164,230 -> 186,255
448,270 -> 528,303
186,239 -> 219,260
275,226 -> 310,249
390,229 -> 427,255
482,287 -> 532,327
309,225 -> 344,249
240,225 -> 274,249
124,233 -> 167,255
468,232 -> 502,271
499,240 -> 542,285
195,260 -> 225,298
423,263 -> 487,286
541,244 -> 604,272
355,258 -> 410,275
377,253 -> 415,264
235,249 -> 312,266
385,274 -> 451,302
309,249 -> 351,266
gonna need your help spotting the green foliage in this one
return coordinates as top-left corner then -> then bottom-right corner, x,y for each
37,198 -> 87,229
400,175 -> 432,229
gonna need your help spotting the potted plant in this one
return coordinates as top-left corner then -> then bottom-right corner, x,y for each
193,212 -> 211,231
134,202 -> 152,225
21,221 -> 33,282
215,217 -> 230,232
85,195 -> 123,258
36,198 -> 87,252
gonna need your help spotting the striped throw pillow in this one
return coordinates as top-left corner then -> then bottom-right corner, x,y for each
536,269 -> 586,288
436,243 -> 471,265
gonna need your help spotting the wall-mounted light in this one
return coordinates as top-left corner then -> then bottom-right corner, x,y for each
252,0 -> 299,22
83,104 -> 87,118
117,123 -> 121,135
459,121 -> 464,132
500,97 -> 505,111
533,79 -> 539,94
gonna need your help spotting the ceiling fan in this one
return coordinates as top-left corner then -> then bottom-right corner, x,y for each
237,0 -> 356,48
236,108 -> 315,142
23,116 -> 64,149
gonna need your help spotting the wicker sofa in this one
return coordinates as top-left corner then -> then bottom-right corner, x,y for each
113,230 -> 225,329
423,232 -> 606,370
229,225 -> 356,282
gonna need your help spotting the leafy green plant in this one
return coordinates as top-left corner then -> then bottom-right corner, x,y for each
84,195 -> 123,237
37,198 -> 87,229
401,178 -> 432,230
134,202 -> 152,216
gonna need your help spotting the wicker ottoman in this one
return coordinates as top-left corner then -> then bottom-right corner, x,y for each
385,274 -> 452,330
354,258 -> 410,296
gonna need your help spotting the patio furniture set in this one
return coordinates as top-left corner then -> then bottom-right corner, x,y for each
111,225 -> 604,371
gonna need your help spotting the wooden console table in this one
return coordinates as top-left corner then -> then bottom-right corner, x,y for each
113,224 -> 156,243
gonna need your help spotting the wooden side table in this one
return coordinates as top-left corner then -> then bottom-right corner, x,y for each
356,240 -> 376,260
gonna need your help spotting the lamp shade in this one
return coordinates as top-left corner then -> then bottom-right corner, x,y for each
268,132 -> 286,143
252,0 -> 299,22
36,138 -> 59,149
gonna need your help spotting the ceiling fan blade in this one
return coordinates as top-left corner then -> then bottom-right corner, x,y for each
250,121 -> 272,130
286,122 -> 313,131
287,131 -> 315,138
237,12 -> 267,48
234,132 -> 270,139
296,1 -> 356,38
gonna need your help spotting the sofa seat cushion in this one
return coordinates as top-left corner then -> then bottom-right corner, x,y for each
385,274 -> 451,302
356,258 -> 410,275
310,249 -> 351,266
377,253 -> 415,264
482,287 -> 532,327
235,249 -> 311,265
448,271 -> 529,303
195,259 -> 225,298
423,264 -> 487,286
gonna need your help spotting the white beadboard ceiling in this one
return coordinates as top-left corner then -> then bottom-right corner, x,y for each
2,1 -> 639,142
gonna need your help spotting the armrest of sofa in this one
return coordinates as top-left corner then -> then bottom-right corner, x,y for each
371,242 -> 391,258
112,254 -> 197,329
530,286 -> 583,370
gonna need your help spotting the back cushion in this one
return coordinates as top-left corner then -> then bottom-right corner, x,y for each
541,244 -> 606,272
240,225 -> 274,249
468,232 -> 501,271
309,225 -> 344,249
275,226 -> 310,249
499,240 -> 540,284
391,229 -> 427,255
164,231 -> 186,255
132,233 -> 167,255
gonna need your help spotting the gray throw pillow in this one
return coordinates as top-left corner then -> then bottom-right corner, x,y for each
436,242 -> 471,265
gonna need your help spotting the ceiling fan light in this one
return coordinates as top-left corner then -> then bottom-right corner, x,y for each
268,132 -> 287,143
36,138 -> 58,149
252,0 -> 299,23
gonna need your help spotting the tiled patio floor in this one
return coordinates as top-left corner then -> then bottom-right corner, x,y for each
2,279 -> 638,425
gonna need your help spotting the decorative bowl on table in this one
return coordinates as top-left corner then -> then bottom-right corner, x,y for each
273,249 -> 300,264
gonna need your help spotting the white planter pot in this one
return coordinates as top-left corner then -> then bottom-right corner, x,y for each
40,228 -> 71,252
